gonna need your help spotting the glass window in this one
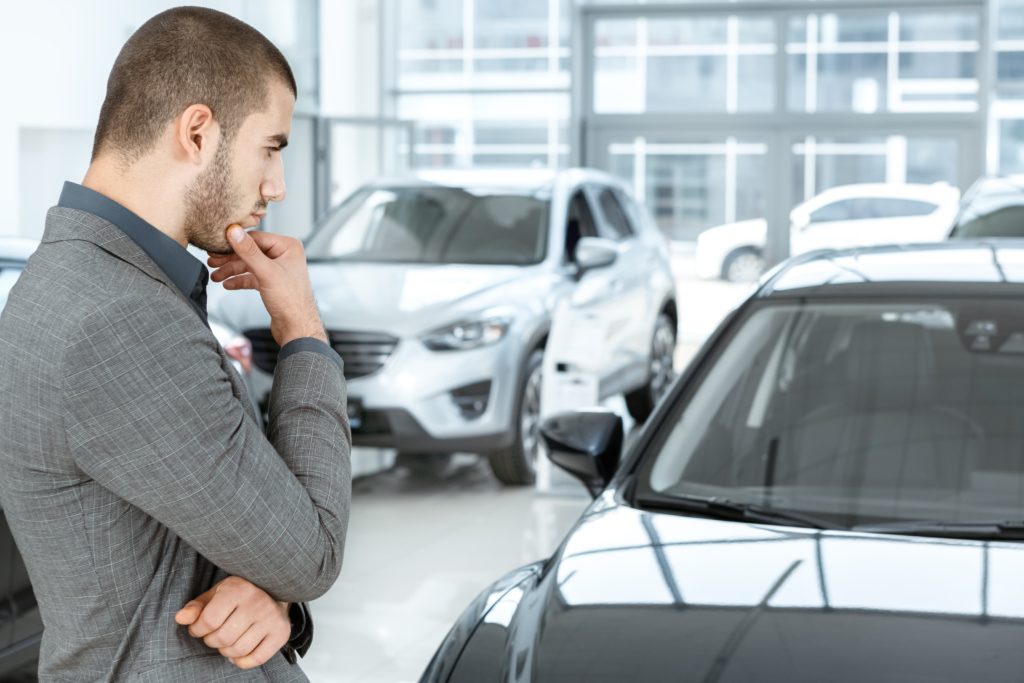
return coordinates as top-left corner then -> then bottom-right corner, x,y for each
787,11 -> 980,114
607,136 -> 768,239
640,300 -> 1024,528
792,136 -> 960,204
863,198 -> 937,219
397,92 -> 569,169
594,187 -> 635,240
810,199 -> 864,223
305,186 -> 550,266
594,16 -> 776,114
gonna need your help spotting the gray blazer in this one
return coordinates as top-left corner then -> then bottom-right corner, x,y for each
0,206 -> 352,681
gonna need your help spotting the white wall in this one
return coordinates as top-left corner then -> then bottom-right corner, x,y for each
0,0 -> 380,240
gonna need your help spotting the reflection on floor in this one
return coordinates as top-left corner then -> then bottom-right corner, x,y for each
300,456 -> 589,683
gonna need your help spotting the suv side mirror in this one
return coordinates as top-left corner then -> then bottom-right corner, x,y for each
790,207 -> 811,231
574,237 -> 619,273
540,409 -> 623,498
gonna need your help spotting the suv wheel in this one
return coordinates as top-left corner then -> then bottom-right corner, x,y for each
489,349 -> 544,486
626,312 -> 677,423
723,247 -> 766,283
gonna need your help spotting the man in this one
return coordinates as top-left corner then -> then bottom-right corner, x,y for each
0,6 -> 351,681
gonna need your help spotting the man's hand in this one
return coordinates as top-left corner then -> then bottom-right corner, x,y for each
175,575 -> 292,670
207,225 -> 327,347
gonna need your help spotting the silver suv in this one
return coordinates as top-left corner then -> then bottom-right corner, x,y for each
209,168 -> 678,485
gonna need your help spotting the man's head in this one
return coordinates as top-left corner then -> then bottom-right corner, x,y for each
92,6 -> 295,254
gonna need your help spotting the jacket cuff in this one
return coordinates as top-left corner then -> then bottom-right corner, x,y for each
278,337 -> 343,374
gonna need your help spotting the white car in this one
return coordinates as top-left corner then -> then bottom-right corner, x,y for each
696,183 -> 962,282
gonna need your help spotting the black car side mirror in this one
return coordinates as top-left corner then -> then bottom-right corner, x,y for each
540,409 -> 624,498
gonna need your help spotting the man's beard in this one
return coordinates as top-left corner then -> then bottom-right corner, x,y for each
183,137 -> 247,255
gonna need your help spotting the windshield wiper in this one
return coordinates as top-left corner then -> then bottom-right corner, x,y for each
634,492 -> 843,530
853,520 -> 1024,540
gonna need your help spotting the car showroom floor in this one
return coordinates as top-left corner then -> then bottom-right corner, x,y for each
300,248 -> 750,683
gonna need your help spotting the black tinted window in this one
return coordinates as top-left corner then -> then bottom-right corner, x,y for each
595,188 -> 634,240
641,299 -> 1024,528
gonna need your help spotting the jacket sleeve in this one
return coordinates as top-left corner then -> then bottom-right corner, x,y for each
61,294 -> 352,603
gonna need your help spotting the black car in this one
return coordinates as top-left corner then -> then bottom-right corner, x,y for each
0,238 -> 43,680
947,175 -> 1024,239
422,242 -> 1024,683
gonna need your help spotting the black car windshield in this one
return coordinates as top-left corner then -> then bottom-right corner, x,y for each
638,298 -> 1024,529
303,185 -> 550,265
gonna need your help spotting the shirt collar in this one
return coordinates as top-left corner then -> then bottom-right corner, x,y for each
57,181 -> 208,307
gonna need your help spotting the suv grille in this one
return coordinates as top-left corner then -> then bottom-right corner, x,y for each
244,329 -> 399,379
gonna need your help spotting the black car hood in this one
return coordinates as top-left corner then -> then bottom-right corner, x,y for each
459,502 -> 1024,682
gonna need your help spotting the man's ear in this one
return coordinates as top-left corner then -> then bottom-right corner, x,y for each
176,104 -> 217,165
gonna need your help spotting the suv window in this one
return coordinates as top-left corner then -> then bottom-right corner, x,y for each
809,199 -> 866,223
594,187 -> 635,240
565,191 -> 599,262
864,198 -> 937,219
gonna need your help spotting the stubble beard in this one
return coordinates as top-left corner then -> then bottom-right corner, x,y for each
183,136 -> 246,256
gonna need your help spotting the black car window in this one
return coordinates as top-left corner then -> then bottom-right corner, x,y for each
637,298 -> 1024,529
594,187 -> 635,241
565,190 -> 599,263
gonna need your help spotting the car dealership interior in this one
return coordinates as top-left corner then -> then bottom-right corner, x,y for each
5,1 -> 1024,681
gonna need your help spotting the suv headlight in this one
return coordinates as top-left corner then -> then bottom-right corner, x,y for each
422,316 -> 511,351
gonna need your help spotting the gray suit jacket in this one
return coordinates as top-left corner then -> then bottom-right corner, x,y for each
0,206 -> 352,681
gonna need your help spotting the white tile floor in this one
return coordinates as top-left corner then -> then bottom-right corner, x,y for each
299,459 -> 590,683
298,251 -> 750,683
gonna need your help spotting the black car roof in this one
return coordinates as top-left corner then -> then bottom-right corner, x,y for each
757,240 -> 1024,299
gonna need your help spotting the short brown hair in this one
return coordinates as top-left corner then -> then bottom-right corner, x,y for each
92,6 -> 296,164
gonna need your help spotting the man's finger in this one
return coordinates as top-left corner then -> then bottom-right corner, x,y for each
222,273 -> 260,291
203,608 -> 254,650
225,226 -> 274,280
174,600 -> 204,626
244,229 -> 299,260
187,597 -> 237,639
207,253 -> 240,267
219,623 -> 265,660
232,634 -> 283,670
210,259 -> 251,283
175,585 -> 215,625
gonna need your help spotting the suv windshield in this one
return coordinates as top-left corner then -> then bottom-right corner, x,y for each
304,185 -> 550,265
638,299 -> 1024,529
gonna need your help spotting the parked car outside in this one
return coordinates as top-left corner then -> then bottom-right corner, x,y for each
208,168 -> 678,486
947,175 -> 1024,240
422,241 -> 1024,682
696,183 -> 961,282
0,237 -> 43,679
